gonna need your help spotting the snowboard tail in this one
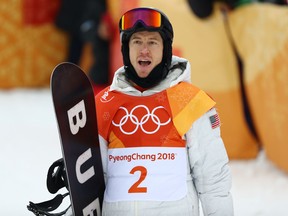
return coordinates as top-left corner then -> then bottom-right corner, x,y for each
51,62 -> 105,216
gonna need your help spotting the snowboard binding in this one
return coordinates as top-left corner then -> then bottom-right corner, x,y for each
27,158 -> 71,216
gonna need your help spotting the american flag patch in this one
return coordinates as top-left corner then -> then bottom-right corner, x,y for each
209,113 -> 220,129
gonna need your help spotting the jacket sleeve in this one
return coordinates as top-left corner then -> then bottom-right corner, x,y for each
186,108 -> 234,216
99,134 -> 108,184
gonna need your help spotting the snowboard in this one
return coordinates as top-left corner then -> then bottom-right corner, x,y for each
51,62 -> 105,216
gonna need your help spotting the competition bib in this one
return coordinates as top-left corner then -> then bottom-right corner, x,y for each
96,82 -> 216,202
105,147 -> 187,202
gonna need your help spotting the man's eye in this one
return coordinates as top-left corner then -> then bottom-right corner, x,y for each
149,41 -> 157,45
132,40 -> 139,44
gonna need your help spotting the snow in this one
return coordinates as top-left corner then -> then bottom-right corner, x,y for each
1,88 -> 287,215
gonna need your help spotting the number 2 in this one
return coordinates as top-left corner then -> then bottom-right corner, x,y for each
128,166 -> 147,193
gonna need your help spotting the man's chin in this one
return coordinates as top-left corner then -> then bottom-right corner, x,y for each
136,70 -> 151,78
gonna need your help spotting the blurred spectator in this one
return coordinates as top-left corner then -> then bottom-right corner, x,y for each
258,0 -> 287,4
187,0 -> 252,18
187,0 -> 287,19
54,0 -> 114,93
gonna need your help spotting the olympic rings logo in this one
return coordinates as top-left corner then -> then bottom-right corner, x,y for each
112,105 -> 171,135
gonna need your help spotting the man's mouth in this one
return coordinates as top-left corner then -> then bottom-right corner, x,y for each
138,60 -> 151,66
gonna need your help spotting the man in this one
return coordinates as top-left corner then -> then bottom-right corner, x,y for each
95,7 -> 234,216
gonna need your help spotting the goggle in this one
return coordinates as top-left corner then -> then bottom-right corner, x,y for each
119,8 -> 162,32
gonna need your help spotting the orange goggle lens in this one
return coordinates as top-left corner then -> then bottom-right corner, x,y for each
120,8 -> 162,31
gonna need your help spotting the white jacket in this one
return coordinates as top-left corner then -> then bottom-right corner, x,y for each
98,56 -> 234,216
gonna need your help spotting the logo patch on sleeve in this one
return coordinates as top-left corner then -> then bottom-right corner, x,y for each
209,113 -> 220,129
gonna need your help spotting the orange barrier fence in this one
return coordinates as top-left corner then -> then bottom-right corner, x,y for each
0,0 -> 68,88
229,3 -> 288,172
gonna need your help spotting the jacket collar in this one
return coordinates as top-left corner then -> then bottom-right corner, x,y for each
109,56 -> 191,95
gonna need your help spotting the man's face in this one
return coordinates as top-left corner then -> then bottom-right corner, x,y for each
129,31 -> 163,78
